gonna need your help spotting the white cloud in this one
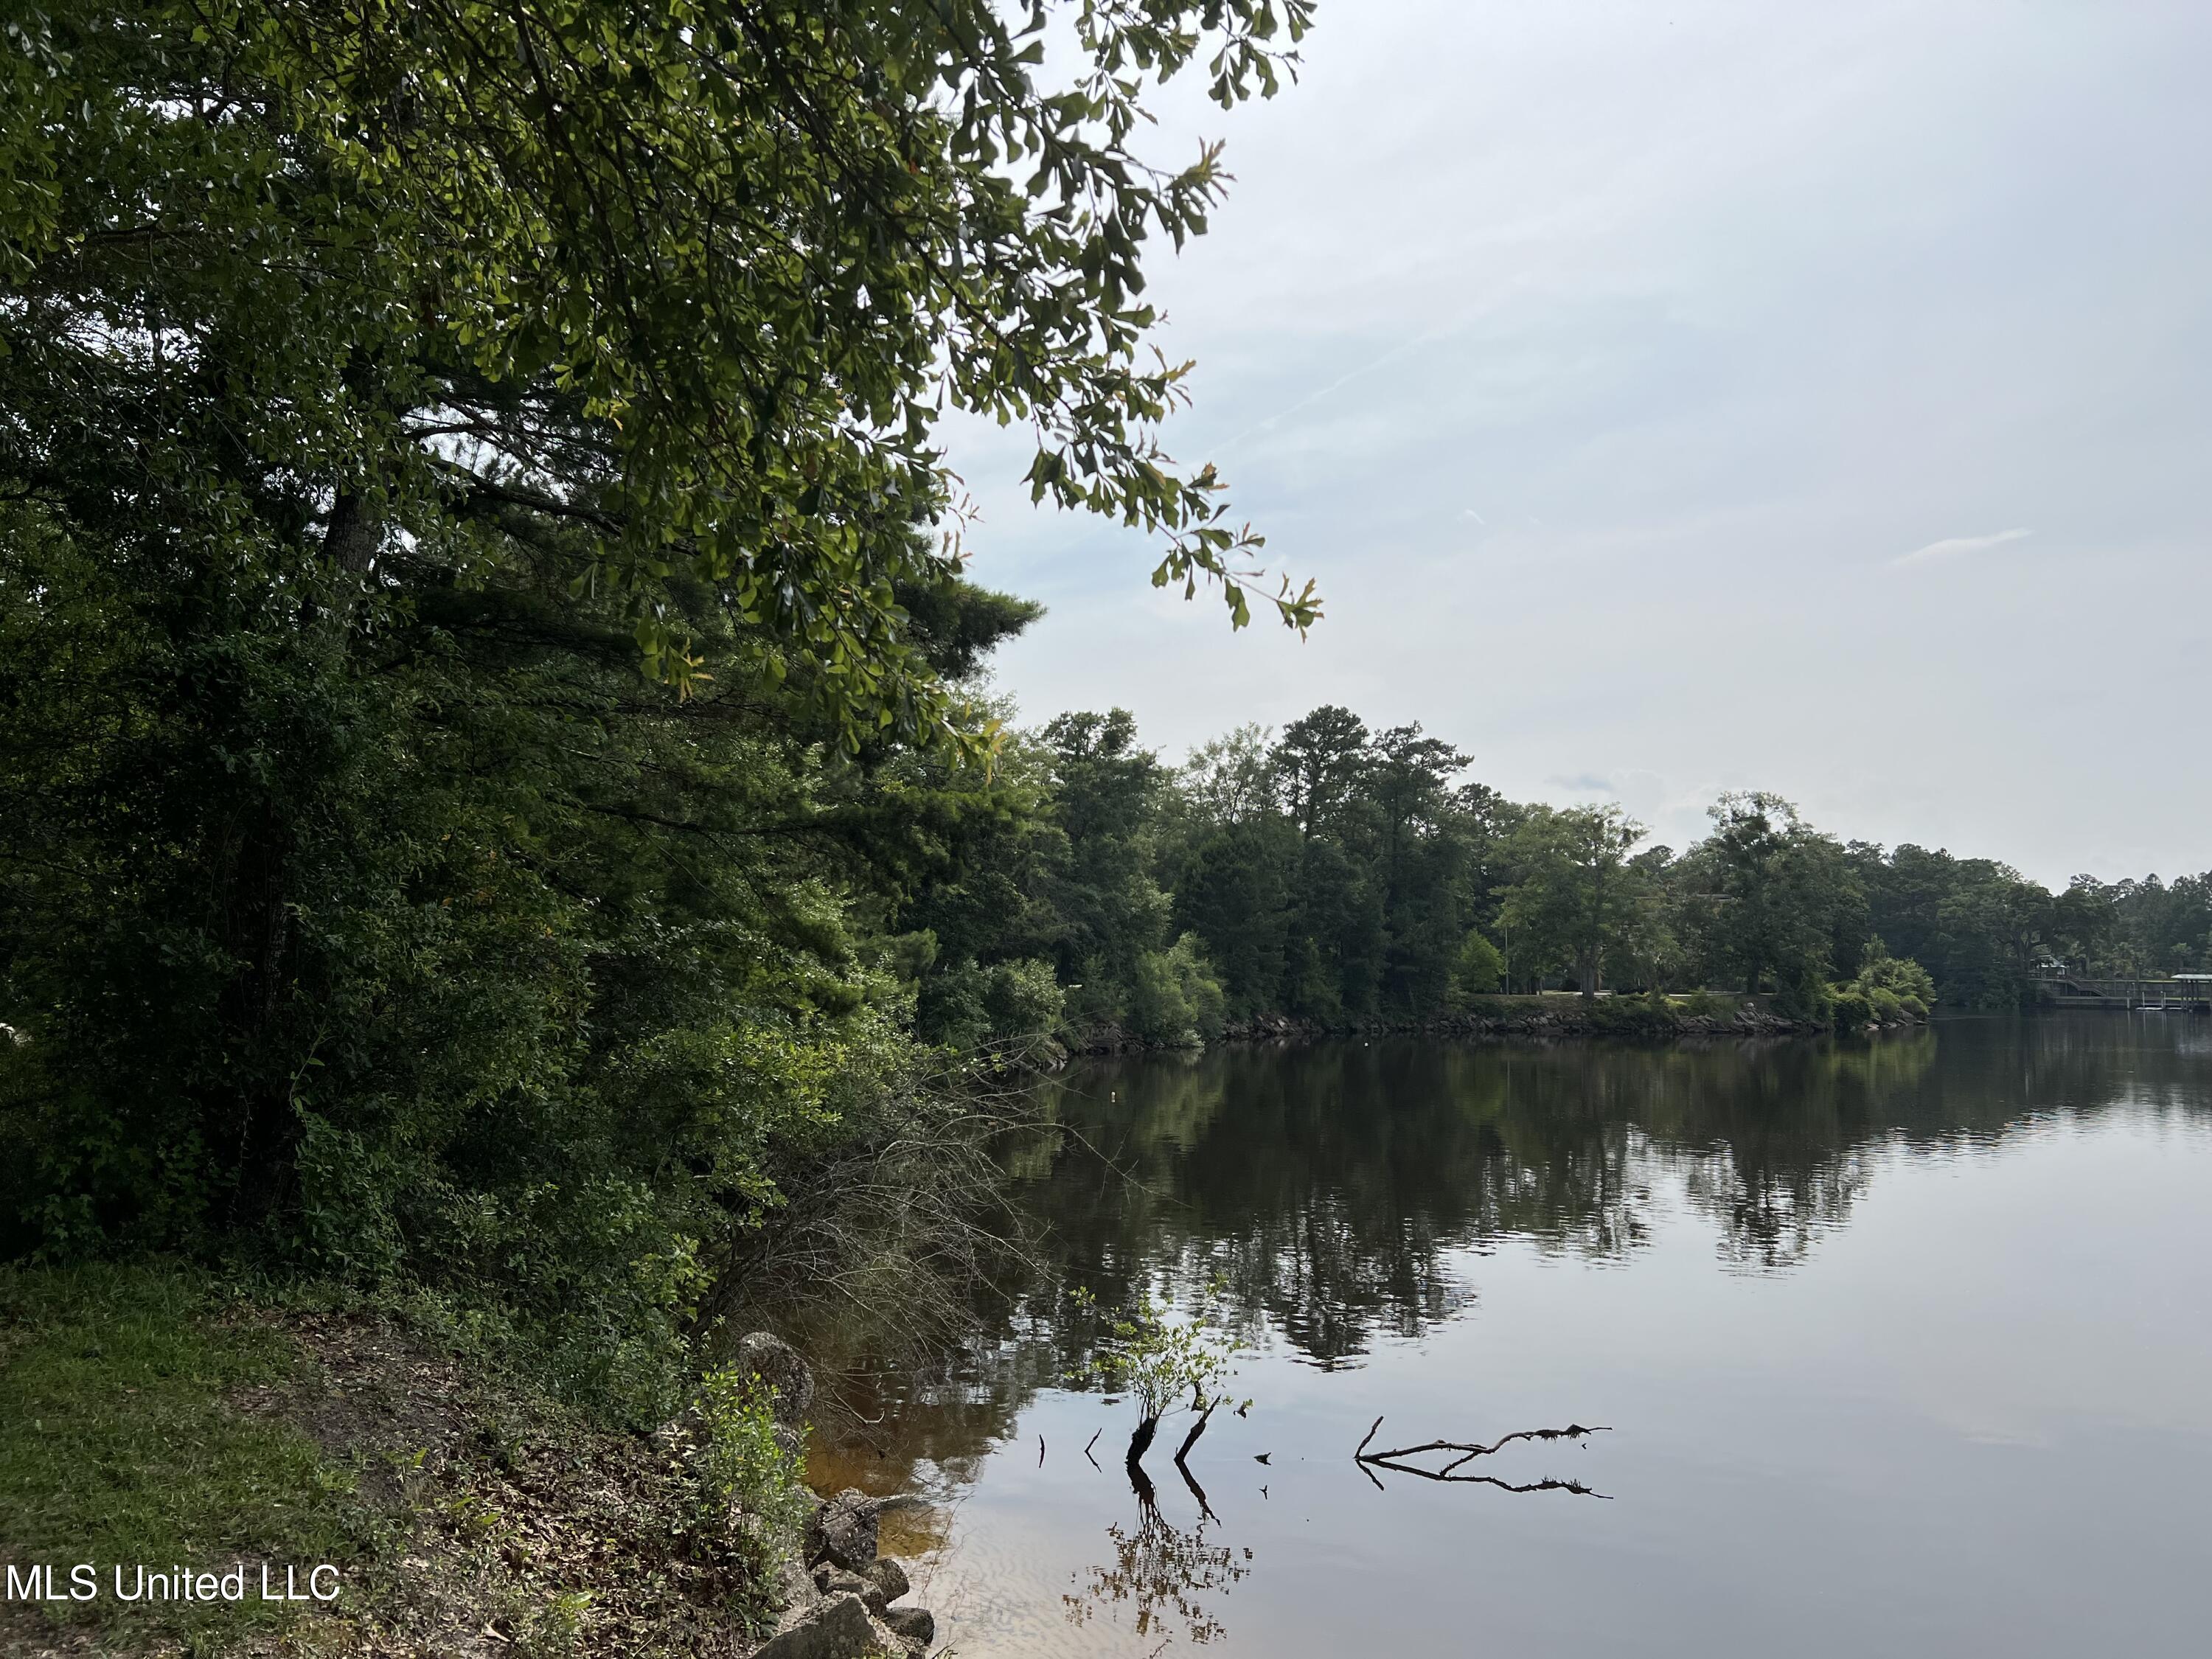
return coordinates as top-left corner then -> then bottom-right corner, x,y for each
1891,527 -> 2032,568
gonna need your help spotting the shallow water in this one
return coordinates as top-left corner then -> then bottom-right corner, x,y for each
815,1016 -> 2212,1657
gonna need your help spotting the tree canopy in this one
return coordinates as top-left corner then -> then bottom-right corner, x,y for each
1,0 -> 1319,743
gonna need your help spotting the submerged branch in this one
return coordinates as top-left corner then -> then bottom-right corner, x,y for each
1173,1400 -> 1217,1469
1354,1416 -> 1613,1498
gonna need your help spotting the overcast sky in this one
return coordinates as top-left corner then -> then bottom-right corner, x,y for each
946,0 -> 2211,888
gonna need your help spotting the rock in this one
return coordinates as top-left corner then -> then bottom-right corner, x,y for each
817,1556 -> 908,1615
779,1555 -> 825,1614
808,1488 -> 878,1571
868,1608 -> 924,1657
817,1567 -> 883,1613
863,1556 -> 909,1608
882,1604 -> 936,1646
754,1590 -> 876,1659
731,1331 -> 815,1427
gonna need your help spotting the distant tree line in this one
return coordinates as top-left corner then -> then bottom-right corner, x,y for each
900,704 -> 2212,1044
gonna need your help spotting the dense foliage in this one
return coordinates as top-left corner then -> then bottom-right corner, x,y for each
0,0 -> 1317,1417
902,703 -> 2212,1042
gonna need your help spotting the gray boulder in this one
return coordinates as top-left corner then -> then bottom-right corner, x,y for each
864,1556 -> 909,1609
753,1590 -> 875,1659
778,1555 -> 824,1615
807,1488 -> 878,1571
881,1605 -> 935,1646
868,1610 -> 923,1658
731,1331 -> 815,1427
815,1567 -> 883,1613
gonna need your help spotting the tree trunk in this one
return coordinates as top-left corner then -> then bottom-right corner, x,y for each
218,487 -> 380,1226
324,489 -> 382,577
212,798 -> 299,1227
1127,1413 -> 1160,1474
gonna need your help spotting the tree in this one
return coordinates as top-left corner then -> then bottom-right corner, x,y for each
1852,841 -> 2056,1005
1038,710 -> 1171,1006
1366,724 -> 1473,1014
1176,725 -> 1278,832
1280,836 -> 1383,1022
0,480 -> 1040,1415
1452,930 -> 1504,1001
1369,725 -> 1472,889
1173,820 -> 1295,1018
2,2 -> 1320,736
1497,805 -> 1649,999
1688,793 -> 1860,1004
1606,846 -> 1683,994
1,0 -> 1330,1410
1932,860 -> 2051,1007
1270,707 -> 1372,842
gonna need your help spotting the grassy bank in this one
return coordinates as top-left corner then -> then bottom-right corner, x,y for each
0,1265 -> 805,1658
1,1267 -> 378,1655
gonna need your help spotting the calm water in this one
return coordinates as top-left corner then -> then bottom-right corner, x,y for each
812,1017 -> 2212,1657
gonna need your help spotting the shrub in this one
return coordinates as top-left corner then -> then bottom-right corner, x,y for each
1585,998 -> 1677,1038
1452,931 -> 1504,1001
1827,943 -> 1937,1029
1125,934 -> 1227,1046
985,958 -> 1067,1041
1829,986 -> 1875,1029
917,956 -> 1066,1052
1772,963 -> 1834,1023
687,1368 -> 812,1630
918,960 -> 994,1051
691,1368 -> 811,1540
1074,1280 -> 1247,1466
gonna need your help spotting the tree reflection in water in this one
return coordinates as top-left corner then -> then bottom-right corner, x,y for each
1064,1464 -> 1251,1648
797,1020 -> 2212,1531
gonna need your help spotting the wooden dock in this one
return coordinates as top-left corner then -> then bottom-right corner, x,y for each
2034,975 -> 2212,1011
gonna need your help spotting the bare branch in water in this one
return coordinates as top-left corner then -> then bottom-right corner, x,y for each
1354,1416 -> 1613,1498
1174,1400 -> 1217,1467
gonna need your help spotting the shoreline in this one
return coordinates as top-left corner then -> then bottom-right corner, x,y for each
0,1267 -> 935,1659
1056,995 -> 1929,1060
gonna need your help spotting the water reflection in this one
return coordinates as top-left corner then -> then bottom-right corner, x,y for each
1022,1016 -> 2212,1356
1065,1489 -> 1250,1646
819,1020 -> 2208,1452
807,1015 -> 2212,1658
1029,1031 -> 1957,1360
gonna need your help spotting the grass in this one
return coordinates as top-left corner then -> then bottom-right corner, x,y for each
0,1263 -> 830,1657
0,1262 -> 381,1651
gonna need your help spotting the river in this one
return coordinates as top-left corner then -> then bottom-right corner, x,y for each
807,1015 -> 2212,1657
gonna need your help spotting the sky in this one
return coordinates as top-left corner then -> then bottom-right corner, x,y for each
944,0 -> 2212,888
